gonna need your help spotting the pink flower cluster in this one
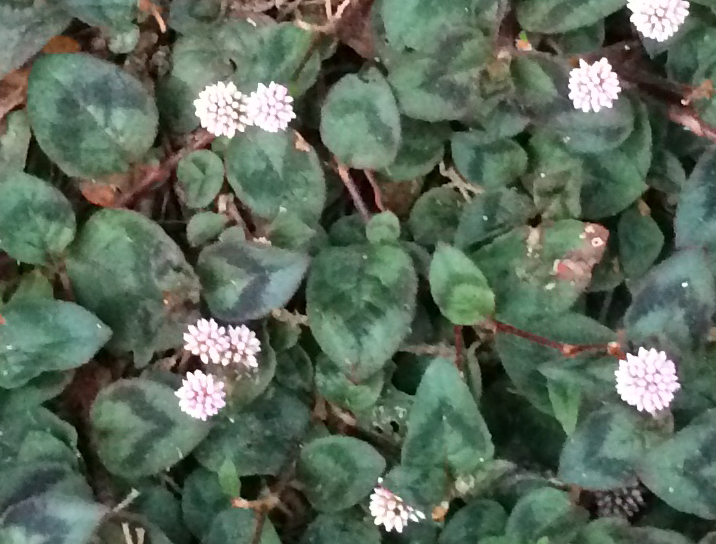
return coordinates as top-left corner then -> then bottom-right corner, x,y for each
627,0 -> 689,42
177,318 -> 261,420
369,479 -> 425,533
194,81 -> 295,138
568,58 -> 622,113
615,347 -> 680,415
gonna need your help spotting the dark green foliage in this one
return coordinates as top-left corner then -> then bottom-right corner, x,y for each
6,2 -> 716,543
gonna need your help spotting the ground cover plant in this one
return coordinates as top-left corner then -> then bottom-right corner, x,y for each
4,0 -> 716,543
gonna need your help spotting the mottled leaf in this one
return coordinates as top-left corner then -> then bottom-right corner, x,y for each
67,209 -> 200,365
27,53 -> 158,178
321,68 -> 401,169
307,244 -> 417,380
226,130 -> 326,222
91,378 -> 210,478
0,172 -> 75,264
297,436 -> 386,512
197,238 -> 309,322
0,299 -> 110,388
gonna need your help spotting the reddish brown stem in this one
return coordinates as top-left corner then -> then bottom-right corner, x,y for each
454,326 -> 463,370
490,319 -> 620,359
116,130 -> 215,208
364,170 -> 386,212
335,160 -> 371,222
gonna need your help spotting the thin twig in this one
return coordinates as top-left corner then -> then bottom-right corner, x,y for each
115,130 -> 215,208
668,105 -> 716,144
454,326 -> 463,371
488,319 -> 620,359
364,170 -> 386,212
400,343 -> 456,358
335,160 -> 371,222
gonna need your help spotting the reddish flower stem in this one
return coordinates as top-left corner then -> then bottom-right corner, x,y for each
335,160 -> 371,222
364,170 -> 386,212
489,319 -> 622,359
454,326 -> 463,370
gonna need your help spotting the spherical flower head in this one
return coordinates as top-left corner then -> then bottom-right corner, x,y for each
175,370 -> 226,421
568,58 -> 622,113
627,0 -> 689,42
183,318 -> 230,365
615,347 -> 681,415
242,82 -> 296,133
222,325 -> 261,369
595,483 -> 645,519
194,81 -> 248,138
369,480 -> 425,533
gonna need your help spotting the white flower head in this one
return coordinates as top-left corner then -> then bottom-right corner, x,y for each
242,82 -> 296,133
615,347 -> 681,415
628,0 -> 689,42
194,81 -> 249,138
568,58 -> 622,113
369,479 -> 426,533
219,325 -> 261,369
176,370 -> 226,420
183,318 -> 230,365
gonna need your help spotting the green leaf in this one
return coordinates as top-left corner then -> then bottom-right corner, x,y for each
186,212 -> 229,247
315,354 -> 384,412
321,68 -> 401,169
27,53 -> 158,178
0,299 -> 110,388
408,186 -> 463,247
0,3 -> 71,78
454,188 -> 535,250
204,509 -> 281,544
91,378 -> 210,478
197,238 -> 309,322
0,172 -> 75,264
0,495 -> 107,544
67,209 -> 200,364
366,211 -> 401,245
226,130 -> 326,222
132,486 -> 190,544
381,0 -> 496,52
381,118 -> 449,181
307,244 -> 417,381
439,500 -> 507,544
58,0 -> 137,29
579,99 -> 651,219
403,358 -> 494,475
505,487 -> 588,543
0,462 -> 92,516
182,468 -> 230,539
195,386 -> 310,476
388,31 -> 490,121
177,150 -> 224,209
473,220 -> 609,323
301,511 -> 381,544
238,23 -> 321,95
676,148 -> 716,273
429,244 -> 494,325
451,134 -> 528,189
548,380 -> 580,435
559,405 -> 650,489
0,110 -> 31,172
618,207 -> 664,281
639,409 -> 716,519
624,249 -> 716,355
297,436 -> 386,512
516,0 -> 626,33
